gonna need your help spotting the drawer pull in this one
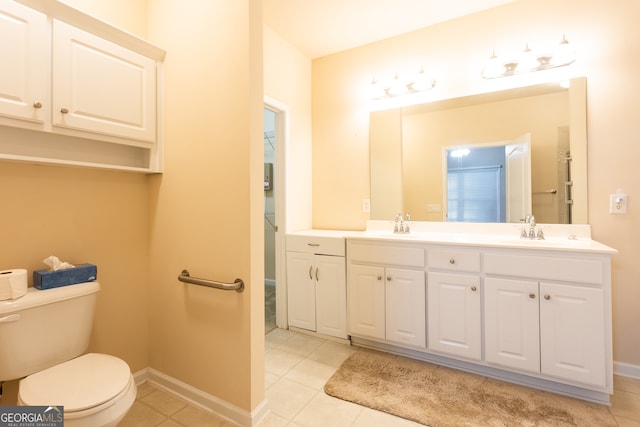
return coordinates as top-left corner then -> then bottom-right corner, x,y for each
470,285 -> 477,292
544,294 -> 551,300
529,293 -> 536,299
449,258 -> 456,264
315,267 -> 319,281
308,266 -> 313,280
307,243 -> 320,247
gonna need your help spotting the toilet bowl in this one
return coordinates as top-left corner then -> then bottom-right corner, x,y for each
17,353 -> 137,427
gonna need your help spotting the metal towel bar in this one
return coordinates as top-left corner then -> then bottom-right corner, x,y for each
178,269 -> 244,292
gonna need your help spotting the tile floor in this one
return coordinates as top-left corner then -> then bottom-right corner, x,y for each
121,328 -> 640,426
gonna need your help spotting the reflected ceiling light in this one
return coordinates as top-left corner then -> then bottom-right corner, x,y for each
369,66 -> 436,100
450,148 -> 470,158
482,35 -> 577,79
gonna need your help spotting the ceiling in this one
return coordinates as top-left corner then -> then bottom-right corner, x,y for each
263,0 -> 517,59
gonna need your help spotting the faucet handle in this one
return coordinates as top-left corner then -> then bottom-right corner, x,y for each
405,213 -> 411,221
537,227 -> 545,240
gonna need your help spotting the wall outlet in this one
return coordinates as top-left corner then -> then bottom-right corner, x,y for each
362,198 -> 371,213
609,193 -> 627,214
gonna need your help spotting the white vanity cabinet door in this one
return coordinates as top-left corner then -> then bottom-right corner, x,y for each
0,0 -> 47,125
484,277 -> 606,387
485,277 -> 540,373
52,20 -> 157,143
385,268 -> 426,348
314,254 -> 347,338
286,251 -> 317,332
540,282 -> 606,387
286,251 -> 347,339
348,264 -> 386,340
427,272 -> 481,360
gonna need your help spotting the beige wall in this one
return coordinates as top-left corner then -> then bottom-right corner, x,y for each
312,0 -> 640,366
146,0 -> 264,410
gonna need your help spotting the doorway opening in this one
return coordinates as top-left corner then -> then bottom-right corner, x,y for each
264,108 -> 277,333
263,98 -> 288,334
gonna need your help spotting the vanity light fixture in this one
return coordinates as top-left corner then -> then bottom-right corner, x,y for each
482,35 -> 577,79
370,66 -> 436,100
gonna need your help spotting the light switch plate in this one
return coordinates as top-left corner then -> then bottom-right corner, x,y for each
362,198 -> 371,213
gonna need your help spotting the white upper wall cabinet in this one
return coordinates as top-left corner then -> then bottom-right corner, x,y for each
0,0 -> 48,125
52,20 -> 156,143
0,0 -> 165,173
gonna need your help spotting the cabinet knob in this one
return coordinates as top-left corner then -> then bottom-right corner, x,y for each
33,101 -> 42,109
529,293 -> 536,299
470,285 -> 477,292
377,275 -> 382,281
60,107 -> 69,114
386,276 -> 392,282
544,294 -> 551,300
449,258 -> 456,264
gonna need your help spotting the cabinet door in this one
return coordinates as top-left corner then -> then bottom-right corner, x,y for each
286,251 -> 316,331
385,268 -> 426,348
427,272 -> 481,360
348,264 -> 385,340
315,255 -> 347,339
52,20 -> 156,143
540,282 -> 606,387
485,277 -> 540,373
0,0 -> 47,124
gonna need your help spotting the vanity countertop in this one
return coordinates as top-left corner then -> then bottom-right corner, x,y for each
346,230 -> 617,254
289,221 -> 617,255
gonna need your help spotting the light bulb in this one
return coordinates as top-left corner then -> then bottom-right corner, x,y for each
481,50 -> 504,79
550,35 -> 577,67
388,72 -> 408,96
369,77 -> 386,100
411,66 -> 435,92
518,43 -> 539,72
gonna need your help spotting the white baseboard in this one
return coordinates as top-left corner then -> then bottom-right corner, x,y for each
614,360 -> 640,379
133,368 -> 270,427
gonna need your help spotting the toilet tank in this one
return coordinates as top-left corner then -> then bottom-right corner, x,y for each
0,281 -> 100,382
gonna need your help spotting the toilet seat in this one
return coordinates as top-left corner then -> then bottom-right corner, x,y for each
18,353 -> 133,415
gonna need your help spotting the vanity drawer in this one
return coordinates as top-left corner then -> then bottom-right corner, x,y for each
484,252 -> 604,285
287,235 -> 345,256
428,249 -> 481,273
348,243 -> 425,268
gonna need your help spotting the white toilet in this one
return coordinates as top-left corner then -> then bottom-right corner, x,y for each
0,281 -> 136,427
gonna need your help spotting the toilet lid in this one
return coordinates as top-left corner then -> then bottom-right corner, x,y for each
19,353 -> 131,412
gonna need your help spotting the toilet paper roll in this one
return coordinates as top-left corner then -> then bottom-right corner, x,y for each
0,269 -> 28,301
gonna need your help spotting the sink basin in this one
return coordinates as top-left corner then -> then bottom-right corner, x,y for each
497,237 -> 592,248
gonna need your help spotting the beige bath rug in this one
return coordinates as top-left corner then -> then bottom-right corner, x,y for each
324,349 -> 616,426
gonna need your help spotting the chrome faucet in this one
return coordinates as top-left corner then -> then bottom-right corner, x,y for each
521,214 -> 544,240
528,215 -> 536,238
394,213 -> 410,234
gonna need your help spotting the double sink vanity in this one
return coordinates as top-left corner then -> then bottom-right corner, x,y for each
285,221 -> 616,404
